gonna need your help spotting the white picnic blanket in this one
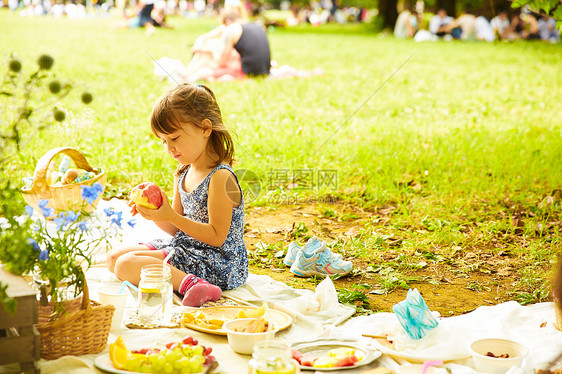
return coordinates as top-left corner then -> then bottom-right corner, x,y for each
37,199 -> 562,374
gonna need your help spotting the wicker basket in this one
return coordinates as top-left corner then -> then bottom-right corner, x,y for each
21,147 -> 106,218
35,277 -> 115,360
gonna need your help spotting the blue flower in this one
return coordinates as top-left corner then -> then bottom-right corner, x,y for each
127,219 -> 136,228
54,214 -> 67,231
65,211 -> 79,223
93,182 -> 104,193
25,205 -> 34,217
27,238 -> 40,251
110,211 -> 123,227
38,199 -> 54,217
80,183 -> 104,204
38,249 -> 49,261
78,221 -> 88,232
104,207 -> 115,217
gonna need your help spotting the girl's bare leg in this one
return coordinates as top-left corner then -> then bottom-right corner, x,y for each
113,249 -> 188,288
107,244 -> 151,273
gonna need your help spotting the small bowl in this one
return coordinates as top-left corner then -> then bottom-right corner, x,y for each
222,318 -> 278,355
469,338 -> 529,374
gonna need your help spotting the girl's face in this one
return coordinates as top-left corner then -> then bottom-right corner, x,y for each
157,121 -> 211,166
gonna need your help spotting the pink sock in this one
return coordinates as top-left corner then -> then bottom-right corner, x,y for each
179,275 -> 222,307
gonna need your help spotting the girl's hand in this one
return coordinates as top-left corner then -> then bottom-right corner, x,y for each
133,190 -> 176,222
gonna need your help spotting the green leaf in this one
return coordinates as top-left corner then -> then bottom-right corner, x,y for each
553,6 -> 562,21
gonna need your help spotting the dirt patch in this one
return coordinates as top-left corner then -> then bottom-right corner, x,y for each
244,203 -> 533,316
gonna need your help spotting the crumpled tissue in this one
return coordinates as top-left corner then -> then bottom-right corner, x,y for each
393,288 -> 439,340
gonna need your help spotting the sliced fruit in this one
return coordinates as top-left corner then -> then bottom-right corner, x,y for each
114,335 -> 127,349
109,342 -> 130,370
334,355 -> 359,367
300,354 -> 318,366
328,347 -> 355,357
313,356 -> 337,368
237,305 -> 266,319
139,287 -> 160,293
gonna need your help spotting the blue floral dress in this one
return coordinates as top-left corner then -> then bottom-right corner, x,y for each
150,164 -> 248,290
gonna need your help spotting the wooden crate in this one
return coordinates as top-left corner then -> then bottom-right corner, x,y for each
0,268 -> 40,374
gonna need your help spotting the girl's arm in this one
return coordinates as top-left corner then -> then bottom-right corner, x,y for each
136,169 -> 239,247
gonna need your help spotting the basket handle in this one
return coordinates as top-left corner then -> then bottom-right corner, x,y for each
81,270 -> 91,311
28,147 -> 97,200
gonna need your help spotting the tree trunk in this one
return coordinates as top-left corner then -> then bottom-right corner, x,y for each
378,0 -> 398,30
435,0 -> 456,17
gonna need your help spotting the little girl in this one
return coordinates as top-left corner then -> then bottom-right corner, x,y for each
107,83 -> 248,307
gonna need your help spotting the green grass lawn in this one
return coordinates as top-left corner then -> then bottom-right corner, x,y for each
1,10 -> 561,306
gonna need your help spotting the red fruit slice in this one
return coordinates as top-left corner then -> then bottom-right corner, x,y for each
334,355 -> 359,367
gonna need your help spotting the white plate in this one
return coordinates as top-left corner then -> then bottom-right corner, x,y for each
94,354 -> 220,374
369,338 -> 471,363
291,339 -> 382,371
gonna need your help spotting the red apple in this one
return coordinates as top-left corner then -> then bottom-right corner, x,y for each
130,182 -> 163,209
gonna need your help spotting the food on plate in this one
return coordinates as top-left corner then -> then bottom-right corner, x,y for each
130,182 -> 163,209
237,305 -> 265,319
485,351 -> 510,358
182,310 -> 225,330
233,316 -> 271,333
108,334 -> 216,373
292,347 -> 364,368
181,306 -> 266,331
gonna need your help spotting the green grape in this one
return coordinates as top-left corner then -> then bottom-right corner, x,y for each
149,354 -> 163,371
174,357 -> 190,370
163,362 -> 174,374
165,350 -> 176,362
125,357 -> 141,372
191,345 -> 204,356
192,355 -> 205,365
156,354 -> 167,367
182,346 -> 193,356
188,356 -> 203,373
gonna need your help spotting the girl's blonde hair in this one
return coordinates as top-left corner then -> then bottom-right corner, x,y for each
150,83 -> 235,174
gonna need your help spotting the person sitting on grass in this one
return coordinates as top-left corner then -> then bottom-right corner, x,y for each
179,8 -> 270,81
429,8 -> 455,39
112,0 -> 172,36
216,8 -> 271,77
491,10 -> 511,40
107,83 -> 248,307
394,5 -> 421,39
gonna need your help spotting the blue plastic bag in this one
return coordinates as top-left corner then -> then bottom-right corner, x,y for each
393,288 -> 439,340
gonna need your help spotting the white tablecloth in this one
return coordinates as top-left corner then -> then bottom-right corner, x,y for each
37,199 -> 562,374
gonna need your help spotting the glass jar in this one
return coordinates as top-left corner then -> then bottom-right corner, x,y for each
137,264 -> 173,325
248,340 -> 300,374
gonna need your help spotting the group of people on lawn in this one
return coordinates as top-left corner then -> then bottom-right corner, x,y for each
395,5 -> 560,43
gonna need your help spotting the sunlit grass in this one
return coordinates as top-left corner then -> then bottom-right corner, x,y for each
1,10 -> 561,305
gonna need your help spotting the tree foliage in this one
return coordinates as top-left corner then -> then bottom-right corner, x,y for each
511,0 -> 562,20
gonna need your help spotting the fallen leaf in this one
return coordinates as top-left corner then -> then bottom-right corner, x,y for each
465,252 -> 477,259
408,180 -> 422,191
377,204 -> 396,215
265,227 -> 286,234
497,268 -> 511,277
344,227 -> 360,238
540,321 -> 547,328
